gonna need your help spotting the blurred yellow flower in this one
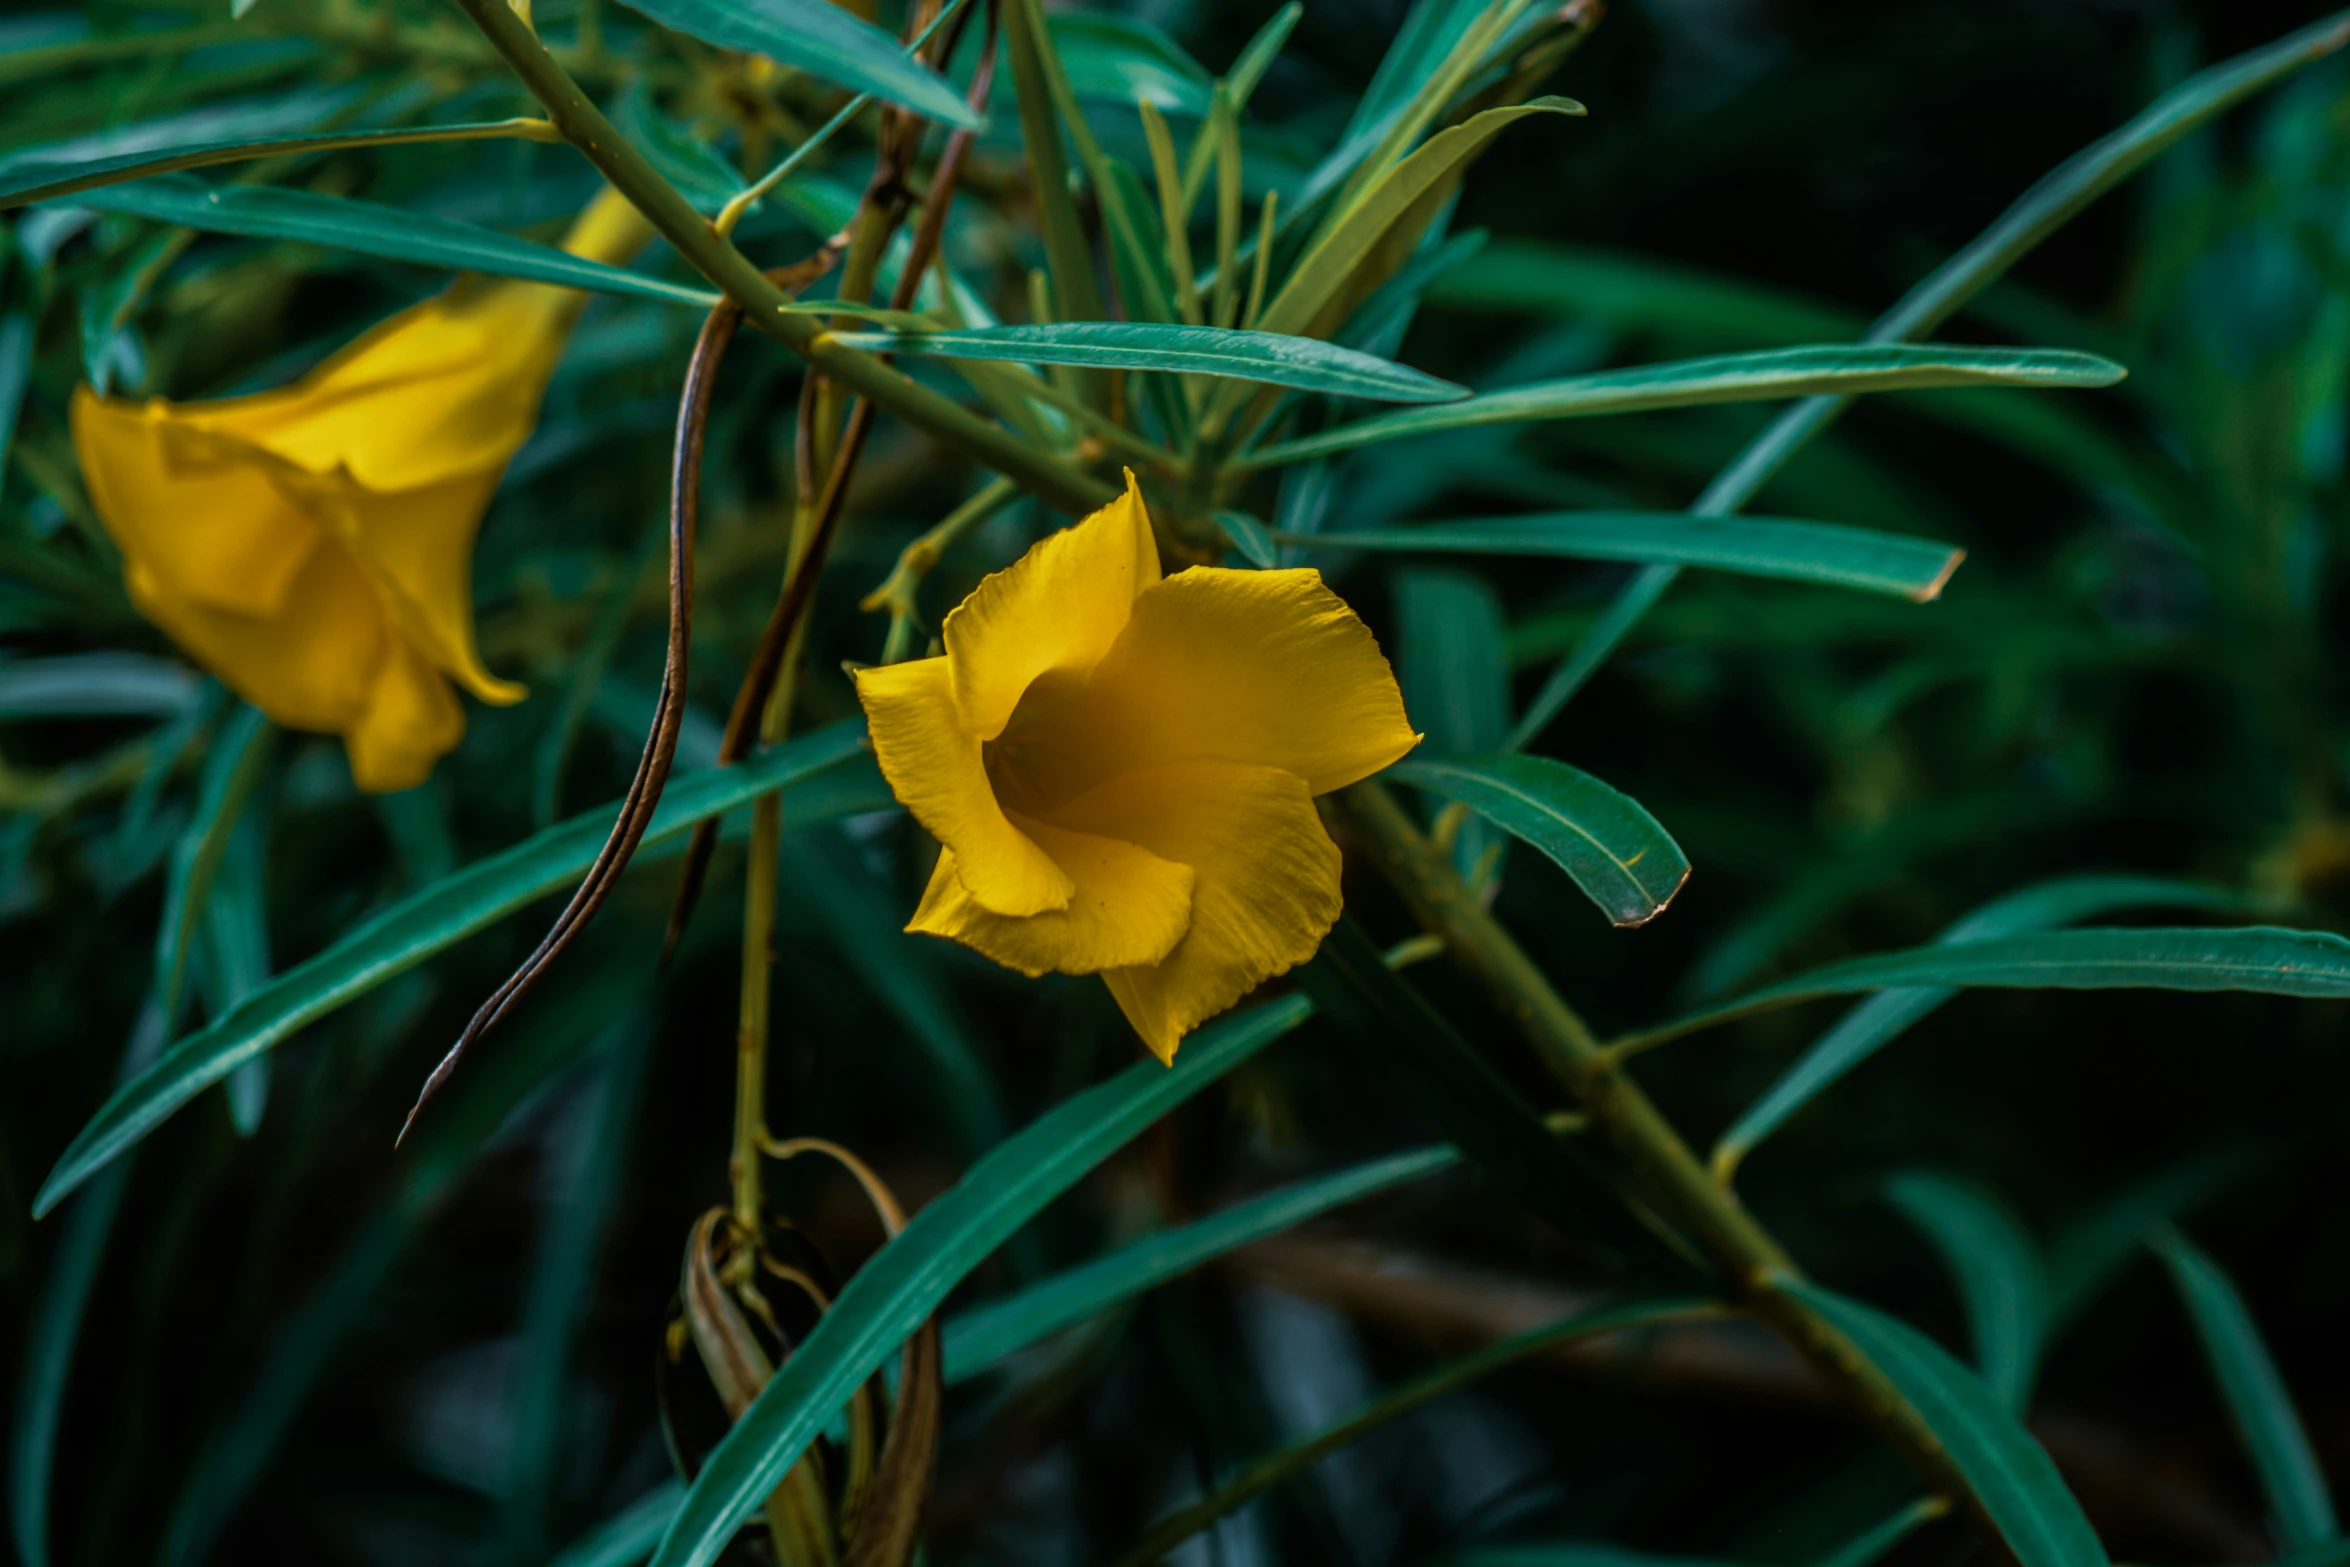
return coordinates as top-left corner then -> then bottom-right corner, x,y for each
72,187 -> 653,792
855,475 -> 1419,1062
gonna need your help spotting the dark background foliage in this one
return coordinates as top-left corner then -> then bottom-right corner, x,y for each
4,0 -> 2349,1563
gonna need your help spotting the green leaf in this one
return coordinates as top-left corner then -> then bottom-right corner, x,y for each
1884,1172 -> 2047,1410
1047,12 -> 1212,115
1395,565 -> 1509,881
941,1144 -> 1459,1381
1778,1280 -> 2107,1567
1296,918 -> 1690,1273
1813,1499 -> 1949,1567
52,176 -> 720,308
1386,754 -> 1689,927
2150,1228 -> 2339,1549
611,84 -> 745,214
1712,877 -> 2242,1174
1427,239 -> 1864,347
0,652 -> 201,718
827,322 -> 1467,401
153,704 -> 271,1023
1215,509 -> 1277,568
1244,345 -> 2127,466
1247,97 -> 1583,345
10,1000 -> 165,1567
552,1482 -> 685,1567
1109,1298 -> 1722,1567
33,720 -> 877,1218
2043,1148 -> 2260,1331
1297,514 -> 1965,602
504,1019 -> 655,1559
159,988 -> 650,1567
199,812 -> 274,1136
1631,923 -> 2350,1056
1524,8 -> 2350,740
610,0 -> 976,128
787,828 -> 1008,1158
0,119 -> 560,210
648,996 -> 1315,1567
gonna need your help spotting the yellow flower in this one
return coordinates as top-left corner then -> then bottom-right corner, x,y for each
71,187 -> 654,792
854,475 -> 1420,1062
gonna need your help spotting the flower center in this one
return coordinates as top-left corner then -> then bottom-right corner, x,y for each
981,666 -> 1101,818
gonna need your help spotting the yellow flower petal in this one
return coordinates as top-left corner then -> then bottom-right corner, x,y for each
854,656 -> 1075,916
345,635 -> 466,793
71,388 -> 322,619
944,470 -> 1159,741
1044,761 -> 1342,1063
908,814 -> 1194,977
1081,566 -> 1420,798
121,538 -> 387,733
302,468 -> 524,705
192,292 -> 569,492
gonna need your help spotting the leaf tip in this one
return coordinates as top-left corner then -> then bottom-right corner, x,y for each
1914,548 -> 1966,603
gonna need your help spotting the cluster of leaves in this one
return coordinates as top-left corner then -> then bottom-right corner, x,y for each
4,1 -> 2350,1565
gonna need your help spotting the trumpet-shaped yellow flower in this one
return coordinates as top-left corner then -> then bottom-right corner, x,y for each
855,475 -> 1419,1062
72,188 -> 654,792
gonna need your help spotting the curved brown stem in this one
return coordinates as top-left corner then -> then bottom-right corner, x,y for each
661,22 -> 1003,960
399,256 -> 836,1141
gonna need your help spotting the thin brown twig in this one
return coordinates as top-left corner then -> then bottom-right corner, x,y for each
661,20 -> 1003,959
399,255 -> 834,1141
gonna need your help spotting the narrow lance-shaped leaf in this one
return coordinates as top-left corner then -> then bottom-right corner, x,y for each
9,1001 -> 166,1567
1777,1280 -> 2108,1567
1712,876 -> 2243,1175
648,998 -> 1317,1567
0,119 -> 562,210
1108,1298 -> 1724,1567
51,177 -> 721,308
34,720 -> 881,1217
2151,1228 -> 2340,1550
1623,924 -> 2350,1056
1884,1171 -> 2048,1411
1242,344 -> 2128,467
942,1145 -> 1460,1381
1386,754 -> 1689,927
827,322 -> 1468,402
610,0 -> 978,128
1296,514 -> 1965,602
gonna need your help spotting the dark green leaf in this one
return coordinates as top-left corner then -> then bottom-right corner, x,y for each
1110,1298 -> 1722,1567
2044,1148 -> 2262,1331
1632,925 -> 2350,1055
1247,345 -> 2127,466
1779,1280 -> 2106,1567
1299,514 -> 1964,602
9,1001 -> 164,1567
2151,1228 -> 2339,1549
53,176 -> 719,307
941,1145 -> 1459,1381
1047,12 -> 1212,115
1386,754 -> 1689,927
1297,918 -> 1691,1273
827,322 -> 1467,401
0,653 -> 201,718
1428,238 -> 1864,347
1215,510 -> 1277,568
0,119 -> 557,210
153,704 -> 271,1023
610,0 -> 977,128
551,1482 -> 684,1567
1712,877 -> 2242,1173
34,721 -> 877,1217
1884,1172 -> 2047,1410
648,996 -> 1316,1567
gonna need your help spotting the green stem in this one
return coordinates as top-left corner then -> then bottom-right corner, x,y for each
1331,778 -> 1984,1525
444,0 -> 1114,517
